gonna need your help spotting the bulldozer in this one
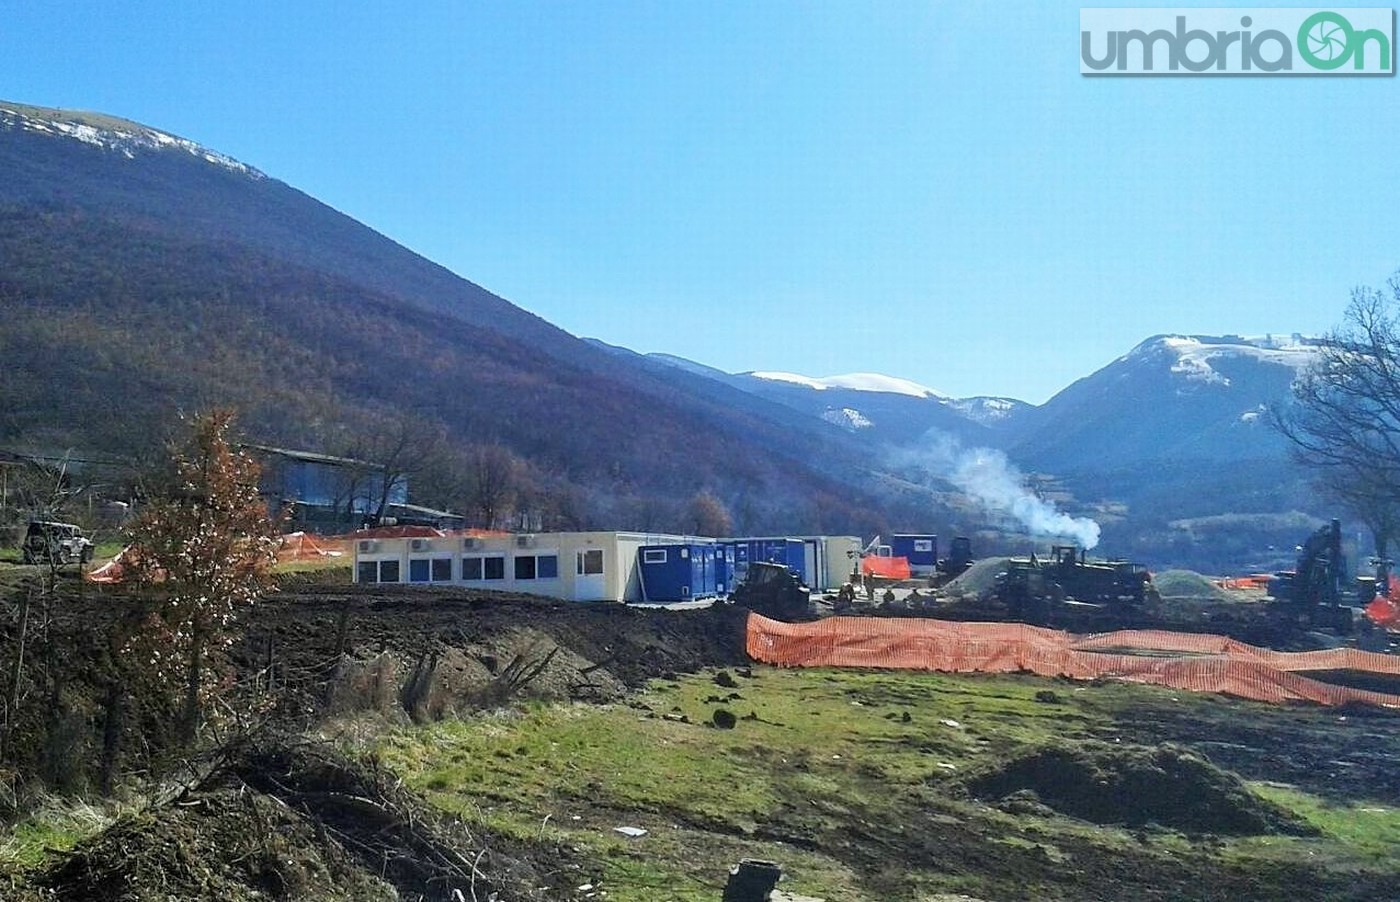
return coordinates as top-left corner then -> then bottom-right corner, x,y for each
993,545 -> 1155,626
728,561 -> 814,621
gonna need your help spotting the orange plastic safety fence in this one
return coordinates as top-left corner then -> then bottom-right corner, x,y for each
745,613 -> 1400,708
278,531 -> 348,561
86,547 -> 129,583
87,531 -> 349,583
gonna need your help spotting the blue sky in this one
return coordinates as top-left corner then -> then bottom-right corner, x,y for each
2,1 -> 1397,403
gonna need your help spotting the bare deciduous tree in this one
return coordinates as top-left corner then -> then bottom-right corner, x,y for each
1,456 -> 78,760
467,444 -> 523,529
1274,276 -> 1400,578
684,490 -> 732,537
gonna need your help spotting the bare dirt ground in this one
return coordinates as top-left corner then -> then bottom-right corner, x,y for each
7,575 -> 1400,900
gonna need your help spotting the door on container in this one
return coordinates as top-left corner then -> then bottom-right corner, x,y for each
574,548 -> 607,600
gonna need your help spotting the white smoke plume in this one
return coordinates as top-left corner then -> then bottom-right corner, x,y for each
894,434 -> 1101,550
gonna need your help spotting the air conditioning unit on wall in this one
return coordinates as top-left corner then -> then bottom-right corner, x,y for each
358,540 -> 380,554
516,534 -> 536,549
463,537 -> 481,550
410,538 -> 431,552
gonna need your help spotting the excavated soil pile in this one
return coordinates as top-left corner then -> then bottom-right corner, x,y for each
28,737 -> 581,902
940,557 -> 1013,599
34,789 -> 396,901
243,586 -> 752,713
226,738 -> 578,900
1152,570 -> 1235,603
961,741 -> 1315,835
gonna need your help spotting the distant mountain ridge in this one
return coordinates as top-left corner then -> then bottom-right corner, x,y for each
638,337 -> 1328,569
0,100 -> 915,536
0,99 -> 1337,568
1009,334 -> 1319,469
0,103 -> 263,177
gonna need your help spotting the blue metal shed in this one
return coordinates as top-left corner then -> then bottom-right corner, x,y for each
891,534 -> 938,575
715,544 -> 735,594
742,538 -> 807,580
638,543 -> 721,603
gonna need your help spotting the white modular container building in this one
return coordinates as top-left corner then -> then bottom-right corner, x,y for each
352,531 -> 715,603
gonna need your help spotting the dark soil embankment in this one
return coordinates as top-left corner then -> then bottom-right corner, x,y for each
223,738 -> 583,900
961,740 -> 1314,835
26,737 -> 584,902
238,585 -> 752,719
0,579 -> 750,812
34,786 -> 396,901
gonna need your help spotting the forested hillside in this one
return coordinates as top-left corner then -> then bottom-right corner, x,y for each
0,103 -> 923,536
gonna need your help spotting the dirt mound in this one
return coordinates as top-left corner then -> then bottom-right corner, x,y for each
35,789 -> 396,901
27,736 -> 584,902
1152,569 -> 1234,602
961,741 -> 1315,835
227,738 -> 580,900
942,557 -> 1013,598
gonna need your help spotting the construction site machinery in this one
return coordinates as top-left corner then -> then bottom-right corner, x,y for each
935,537 -> 980,582
1266,519 -> 1356,632
21,520 -> 94,566
729,560 -> 814,622
993,545 -> 1154,626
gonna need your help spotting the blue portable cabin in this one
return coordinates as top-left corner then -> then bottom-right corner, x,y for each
728,537 -> 809,585
638,542 -> 721,603
890,534 -> 938,576
715,543 -> 735,594
725,541 -> 752,587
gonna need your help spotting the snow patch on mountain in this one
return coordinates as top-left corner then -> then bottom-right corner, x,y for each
1239,404 -> 1267,424
748,371 -> 944,398
0,105 -> 264,179
949,396 -> 1025,425
821,407 -> 874,430
1125,334 -> 1320,388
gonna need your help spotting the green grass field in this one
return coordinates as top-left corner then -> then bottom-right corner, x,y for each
370,666 -> 1400,901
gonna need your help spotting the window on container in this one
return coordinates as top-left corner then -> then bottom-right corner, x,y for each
463,557 -> 484,581
431,558 -> 452,581
538,555 -> 558,579
357,561 -> 377,584
409,559 -> 430,582
379,560 -> 400,582
577,549 -> 604,575
643,549 -> 667,564
515,555 -> 537,580
483,556 -> 505,580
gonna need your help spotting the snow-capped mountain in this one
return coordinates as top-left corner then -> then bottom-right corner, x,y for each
730,369 -> 1003,445
1010,333 -> 1318,472
998,334 -> 1322,565
747,371 -> 945,399
0,103 -> 263,178
1118,333 -> 1317,388
947,396 -> 1030,427
661,336 -> 1325,568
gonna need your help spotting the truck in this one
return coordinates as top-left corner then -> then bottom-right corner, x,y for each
21,520 -> 94,566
